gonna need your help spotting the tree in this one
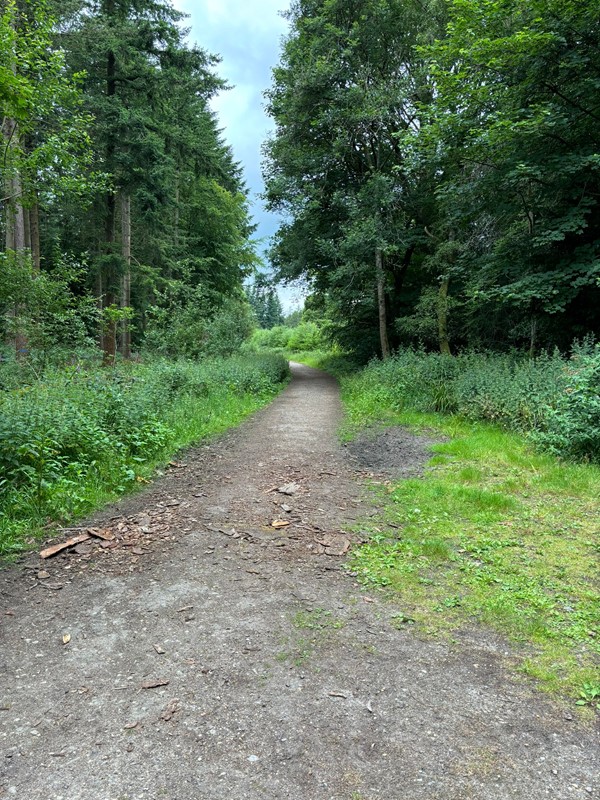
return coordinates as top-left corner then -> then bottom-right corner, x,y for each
264,0 -> 446,358
423,0 -> 600,351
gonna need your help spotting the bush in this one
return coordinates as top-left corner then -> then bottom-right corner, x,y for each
533,342 -> 600,462
345,344 -> 600,462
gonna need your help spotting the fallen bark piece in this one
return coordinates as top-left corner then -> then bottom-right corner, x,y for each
40,534 -> 91,559
277,482 -> 300,496
88,528 -> 115,541
141,679 -> 170,690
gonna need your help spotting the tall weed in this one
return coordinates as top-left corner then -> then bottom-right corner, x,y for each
345,344 -> 600,462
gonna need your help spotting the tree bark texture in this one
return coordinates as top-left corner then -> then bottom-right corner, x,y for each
376,248 -> 390,359
438,276 -> 451,356
121,193 -> 131,359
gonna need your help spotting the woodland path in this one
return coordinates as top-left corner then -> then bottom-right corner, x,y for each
0,363 -> 598,800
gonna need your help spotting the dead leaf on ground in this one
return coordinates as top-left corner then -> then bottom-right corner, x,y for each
37,570 -> 50,580
131,547 -> 145,556
271,520 -> 290,529
40,534 -> 91,559
160,698 -> 181,721
141,678 -> 170,690
363,596 -> 376,604
123,721 -> 139,730
62,633 -> 71,645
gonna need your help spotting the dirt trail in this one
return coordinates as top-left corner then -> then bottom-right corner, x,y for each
0,363 -> 598,800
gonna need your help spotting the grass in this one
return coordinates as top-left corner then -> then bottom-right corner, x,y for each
276,607 -> 345,667
295,349 -> 600,706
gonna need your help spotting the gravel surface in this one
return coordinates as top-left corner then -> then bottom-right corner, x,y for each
0,362 -> 598,800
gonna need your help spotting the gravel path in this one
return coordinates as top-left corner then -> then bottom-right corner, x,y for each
0,362 -> 598,800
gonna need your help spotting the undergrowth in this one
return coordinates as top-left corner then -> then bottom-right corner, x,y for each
0,353 -> 289,556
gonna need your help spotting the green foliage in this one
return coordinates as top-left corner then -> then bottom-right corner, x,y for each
533,342 -> 600,462
143,283 -> 255,360
248,322 -> 324,353
246,275 -> 284,329
341,345 -> 600,463
0,252 -> 99,363
0,353 -> 289,554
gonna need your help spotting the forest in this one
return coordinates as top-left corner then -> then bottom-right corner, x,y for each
1,0 -> 600,555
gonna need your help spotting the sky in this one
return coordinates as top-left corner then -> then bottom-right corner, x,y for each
172,0 -> 304,312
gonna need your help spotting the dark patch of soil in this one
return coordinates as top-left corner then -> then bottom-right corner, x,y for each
0,362 -> 598,800
344,425 -> 442,477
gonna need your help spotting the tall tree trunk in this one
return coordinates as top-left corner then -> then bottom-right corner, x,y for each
101,40 -> 117,366
375,248 -> 390,359
120,193 -> 131,359
529,315 -> 537,359
438,276 -> 451,356
29,197 -> 41,272
174,171 -> 180,251
3,112 -> 28,358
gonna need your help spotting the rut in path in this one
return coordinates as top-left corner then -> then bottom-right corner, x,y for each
0,363 -> 598,800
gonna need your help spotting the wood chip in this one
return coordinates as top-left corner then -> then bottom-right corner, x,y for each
88,528 -> 115,541
271,520 -> 290,529
40,534 -> 91,559
328,691 -> 348,698
153,644 -> 166,655
141,679 -> 170,690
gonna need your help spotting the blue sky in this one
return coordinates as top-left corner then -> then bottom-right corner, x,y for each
172,0 -> 304,311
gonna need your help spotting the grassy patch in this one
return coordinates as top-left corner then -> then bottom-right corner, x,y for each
339,372 -> 600,704
277,607 -> 345,667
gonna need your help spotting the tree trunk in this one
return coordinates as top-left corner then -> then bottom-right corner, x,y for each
29,198 -> 41,272
174,171 -> 180,251
101,39 -> 117,365
120,193 -> 131,359
438,276 -> 451,356
375,248 -> 390,359
3,112 -> 28,358
529,316 -> 537,360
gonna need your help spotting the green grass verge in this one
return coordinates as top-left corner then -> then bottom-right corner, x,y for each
0,354 -> 289,558
297,352 -> 600,707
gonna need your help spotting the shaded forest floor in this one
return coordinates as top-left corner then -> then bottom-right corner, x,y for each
0,363 -> 598,800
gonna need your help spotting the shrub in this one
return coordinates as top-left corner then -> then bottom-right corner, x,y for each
345,344 -> 600,463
